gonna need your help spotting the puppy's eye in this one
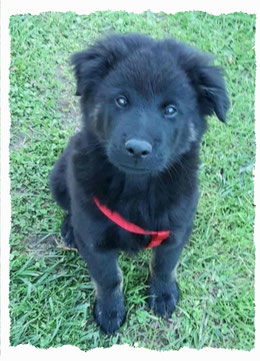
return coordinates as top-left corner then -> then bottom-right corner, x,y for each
164,105 -> 177,118
116,96 -> 128,108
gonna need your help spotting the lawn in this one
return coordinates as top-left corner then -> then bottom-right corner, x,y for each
9,11 -> 255,351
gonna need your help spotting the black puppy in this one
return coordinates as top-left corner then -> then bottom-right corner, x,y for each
50,33 -> 229,334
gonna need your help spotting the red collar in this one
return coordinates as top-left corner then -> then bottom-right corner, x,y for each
93,197 -> 170,249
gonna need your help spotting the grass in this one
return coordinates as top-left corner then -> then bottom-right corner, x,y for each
9,11 -> 255,351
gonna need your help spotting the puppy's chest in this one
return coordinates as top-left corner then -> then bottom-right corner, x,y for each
117,198 -> 165,230
106,200 -> 172,251
115,227 -> 152,252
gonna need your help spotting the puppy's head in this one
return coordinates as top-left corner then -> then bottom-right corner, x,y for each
72,34 -> 229,175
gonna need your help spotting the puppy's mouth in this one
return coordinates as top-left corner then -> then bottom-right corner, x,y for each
116,163 -> 152,175
107,144 -> 167,175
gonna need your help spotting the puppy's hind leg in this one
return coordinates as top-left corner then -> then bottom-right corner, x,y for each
49,152 -> 77,250
49,152 -> 71,211
61,214 -> 78,250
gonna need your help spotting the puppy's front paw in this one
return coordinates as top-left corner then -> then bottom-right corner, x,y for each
147,279 -> 179,319
93,295 -> 126,334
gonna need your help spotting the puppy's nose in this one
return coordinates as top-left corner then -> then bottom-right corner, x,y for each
125,139 -> 152,158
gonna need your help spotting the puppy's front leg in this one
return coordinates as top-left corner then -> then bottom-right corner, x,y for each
75,234 -> 125,334
148,241 -> 185,318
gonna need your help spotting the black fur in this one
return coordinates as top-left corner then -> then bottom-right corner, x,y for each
49,33 -> 229,334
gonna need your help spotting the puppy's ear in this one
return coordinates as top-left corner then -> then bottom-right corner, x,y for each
71,45 -> 116,97
186,62 -> 230,122
71,34 -> 150,97
163,39 -> 230,122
